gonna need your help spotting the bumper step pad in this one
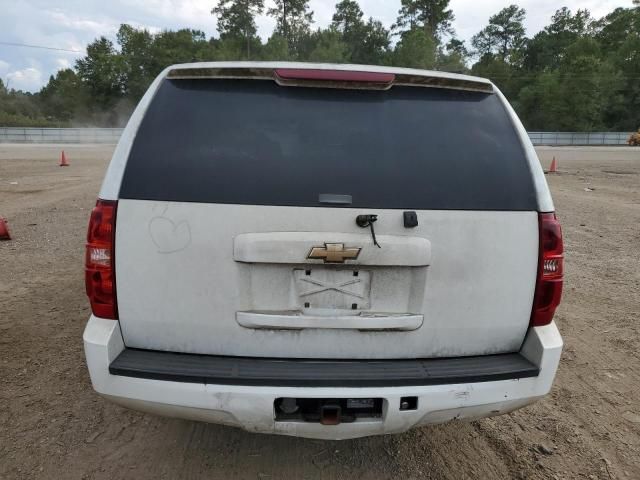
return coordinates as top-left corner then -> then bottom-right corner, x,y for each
110,349 -> 538,387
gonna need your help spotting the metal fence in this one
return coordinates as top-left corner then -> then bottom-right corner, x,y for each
0,127 -> 122,144
0,127 -> 634,146
528,131 -> 632,146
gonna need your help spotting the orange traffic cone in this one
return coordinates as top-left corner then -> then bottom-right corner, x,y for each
548,156 -> 558,173
59,150 -> 69,167
0,217 -> 10,240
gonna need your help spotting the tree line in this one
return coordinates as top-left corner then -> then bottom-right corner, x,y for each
1,0 -> 639,131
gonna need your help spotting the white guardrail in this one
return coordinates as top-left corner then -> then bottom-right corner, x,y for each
0,127 -> 122,144
0,127 -> 634,146
528,131 -> 632,146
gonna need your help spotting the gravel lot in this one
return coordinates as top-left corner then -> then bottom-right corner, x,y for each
1,144 -> 639,479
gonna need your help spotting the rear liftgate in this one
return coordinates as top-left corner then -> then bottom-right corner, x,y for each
115,65 -> 540,359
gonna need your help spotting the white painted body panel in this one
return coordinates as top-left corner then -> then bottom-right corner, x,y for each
235,311 -> 424,331
234,231 -> 431,266
115,201 -> 538,358
98,66 -> 171,201
494,86 -> 554,212
162,60 -> 494,87
84,317 -> 563,440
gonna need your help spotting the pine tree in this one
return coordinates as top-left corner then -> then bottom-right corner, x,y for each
212,0 -> 264,58
267,0 -> 314,56
393,0 -> 454,40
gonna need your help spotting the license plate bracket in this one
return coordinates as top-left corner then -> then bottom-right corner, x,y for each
294,268 -> 371,310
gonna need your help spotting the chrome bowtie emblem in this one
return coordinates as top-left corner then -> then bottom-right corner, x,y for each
307,243 -> 361,263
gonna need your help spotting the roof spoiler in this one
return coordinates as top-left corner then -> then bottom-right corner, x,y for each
166,67 -> 494,94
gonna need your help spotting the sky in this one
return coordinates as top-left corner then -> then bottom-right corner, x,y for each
0,0 -> 634,92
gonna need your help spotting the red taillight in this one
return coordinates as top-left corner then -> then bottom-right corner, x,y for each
85,199 -> 118,319
530,212 -> 563,327
274,68 -> 395,85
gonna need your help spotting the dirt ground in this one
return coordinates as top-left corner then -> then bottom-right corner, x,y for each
1,144 -> 639,480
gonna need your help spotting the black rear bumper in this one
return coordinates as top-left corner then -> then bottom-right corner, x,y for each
109,349 -> 539,388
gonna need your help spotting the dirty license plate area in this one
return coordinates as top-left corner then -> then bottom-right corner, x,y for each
294,268 -> 372,310
275,398 -> 383,425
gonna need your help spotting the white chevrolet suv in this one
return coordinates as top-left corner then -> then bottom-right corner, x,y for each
83,62 -> 563,440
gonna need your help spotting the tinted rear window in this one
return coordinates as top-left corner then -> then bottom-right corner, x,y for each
120,79 -> 536,210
